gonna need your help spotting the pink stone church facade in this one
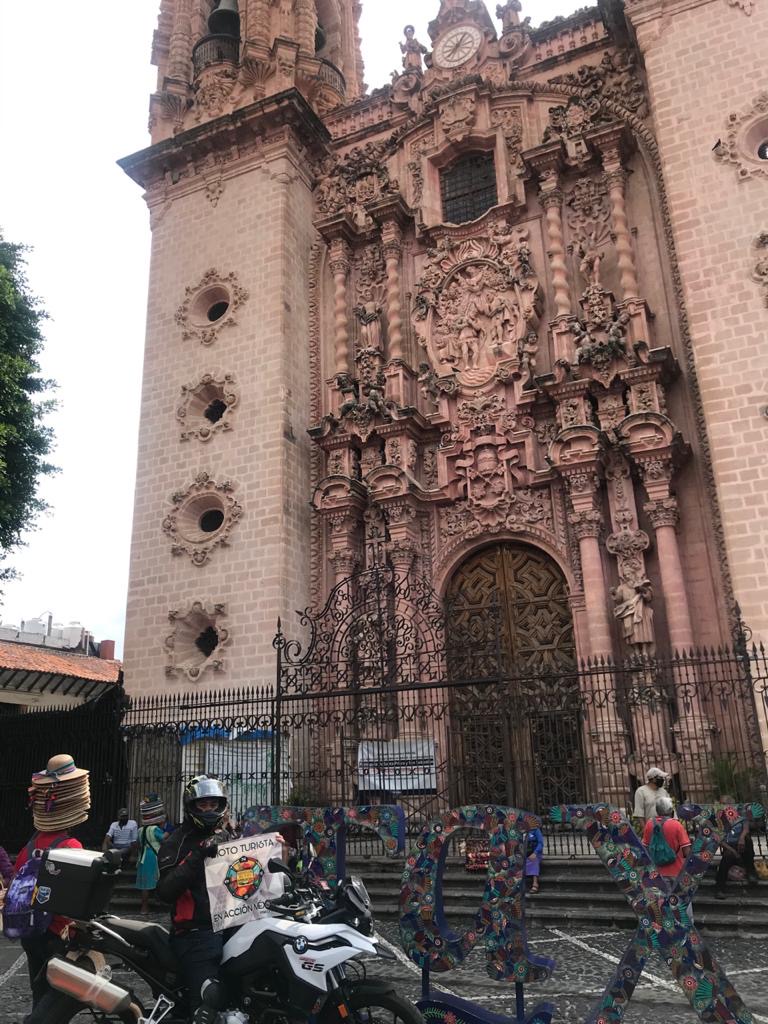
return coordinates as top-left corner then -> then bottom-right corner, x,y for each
119,0 -> 768,774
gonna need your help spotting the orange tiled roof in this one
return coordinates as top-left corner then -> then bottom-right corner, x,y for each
0,640 -> 121,684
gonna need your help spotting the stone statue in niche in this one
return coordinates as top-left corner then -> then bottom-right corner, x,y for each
336,373 -> 360,418
400,25 -> 428,73
412,227 -> 542,388
611,579 -> 655,656
577,233 -> 604,289
354,301 -> 383,350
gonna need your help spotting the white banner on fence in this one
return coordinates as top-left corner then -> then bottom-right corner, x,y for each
357,738 -> 437,792
205,835 -> 283,933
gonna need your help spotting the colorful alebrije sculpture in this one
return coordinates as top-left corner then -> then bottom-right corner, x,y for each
399,805 -> 555,1024
241,804 -> 405,888
550,803 -> 764,1024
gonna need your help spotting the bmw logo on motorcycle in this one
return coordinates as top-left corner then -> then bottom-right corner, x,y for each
293,935 -> 309,954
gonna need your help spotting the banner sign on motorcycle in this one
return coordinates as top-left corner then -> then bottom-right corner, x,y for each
206,834 -> 283,932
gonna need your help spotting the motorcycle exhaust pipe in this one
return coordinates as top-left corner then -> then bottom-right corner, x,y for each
46,958 -> 132,1013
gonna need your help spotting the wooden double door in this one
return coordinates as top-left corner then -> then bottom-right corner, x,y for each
445,543 -> 584,812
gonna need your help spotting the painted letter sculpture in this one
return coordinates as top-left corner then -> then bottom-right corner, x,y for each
241,803 -> 760,1024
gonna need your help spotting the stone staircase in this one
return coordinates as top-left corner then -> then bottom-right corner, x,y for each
107,856 -> 768,933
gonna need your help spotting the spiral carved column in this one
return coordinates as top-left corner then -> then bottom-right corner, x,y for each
540,186 -> 571,319
604,160 -> 639,301
329,240 -> 352,375
382,225 -> 404,361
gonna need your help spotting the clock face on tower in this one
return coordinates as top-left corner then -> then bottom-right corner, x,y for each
433,24 -> 483,69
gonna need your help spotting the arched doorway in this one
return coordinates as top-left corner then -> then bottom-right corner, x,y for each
445,543 -> 584,812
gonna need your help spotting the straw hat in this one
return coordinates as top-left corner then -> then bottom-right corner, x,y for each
140,795 -> 166,826
28,754 -> 90,832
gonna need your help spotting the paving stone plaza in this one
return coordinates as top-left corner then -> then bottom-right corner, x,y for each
1,919 -> 766,1023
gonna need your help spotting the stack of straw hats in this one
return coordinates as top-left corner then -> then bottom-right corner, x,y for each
140,795 -> 166,826
28,754 -> 90,832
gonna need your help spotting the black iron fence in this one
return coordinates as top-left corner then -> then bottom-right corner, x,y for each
0,568 -> 766,859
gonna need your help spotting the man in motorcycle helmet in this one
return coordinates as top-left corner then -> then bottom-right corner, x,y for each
156,774 -> 230,1024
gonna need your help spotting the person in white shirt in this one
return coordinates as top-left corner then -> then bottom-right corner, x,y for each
103,807 -> 139,859
633,767 -> 670,825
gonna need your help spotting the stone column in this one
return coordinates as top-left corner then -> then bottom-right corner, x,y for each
565,473 -> 629,807
329,239 -> 352,375
381,223 -> 404,361
245,0 -> 271,48
168,0 -> 193,82
568,507 -> 613,660
644,497 -> 694,652
601,143 -> 640,301
539,176 -> 572,320
642,483 -> 711,800
295,0 -> 317,53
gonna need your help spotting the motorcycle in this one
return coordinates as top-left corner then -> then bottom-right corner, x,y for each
28,851 -> 423,1024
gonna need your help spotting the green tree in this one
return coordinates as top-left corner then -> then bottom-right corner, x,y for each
0,235 -> 56,579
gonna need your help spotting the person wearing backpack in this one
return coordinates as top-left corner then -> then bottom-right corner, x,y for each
642,795 -> 691,878
5,754 -> 90,1014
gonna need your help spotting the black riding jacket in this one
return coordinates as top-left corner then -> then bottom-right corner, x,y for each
156,822 -> 228,933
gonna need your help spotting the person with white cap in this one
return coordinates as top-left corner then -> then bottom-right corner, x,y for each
10,754 -> 90,1012
633,766 -> 671,825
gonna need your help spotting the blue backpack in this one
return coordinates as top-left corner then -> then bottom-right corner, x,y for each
2,835 -> 66,940
648,819 -> 677,867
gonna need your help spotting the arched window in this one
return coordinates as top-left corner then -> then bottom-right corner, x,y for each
440,152 -> 498,224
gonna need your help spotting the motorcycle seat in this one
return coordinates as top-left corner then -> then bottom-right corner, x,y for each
101,916 -> 178,972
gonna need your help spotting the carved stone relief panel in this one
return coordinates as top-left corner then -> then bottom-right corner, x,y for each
752,232 -> 768,305
412,226 -> 542,388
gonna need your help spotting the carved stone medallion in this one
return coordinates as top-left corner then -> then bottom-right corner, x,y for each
412,225 -> 542,388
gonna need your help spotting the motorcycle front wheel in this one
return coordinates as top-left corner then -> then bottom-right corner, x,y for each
322,982 -> 425,1024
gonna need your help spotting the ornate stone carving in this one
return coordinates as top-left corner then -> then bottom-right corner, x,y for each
441,486 -> 553,539
329,550 -> 360,577
412,227 -> 541,387
204,174 -> 225,207
162,472 -> 243,566
315,142 -> 399,224
400,24 -> 428,74
491,106 -> 525,193
572,303 -> 639,387
644,497 -> 680,530
726,0 -> 755,14
546,51 -> 647,138
422,445 -> 439,488
335,346 -> 392,442
714,91 -> 768,181
165,601 -> 229,681
439,93 -> 477,142
752,233 -> 768,305
568,507 -> 602,539
177,371 -> 239,442
496,1 -> 531,64
606,526 -> 650,586
455,429 -> 521,527
194,69 -> 237,122
175,269 -> 249,345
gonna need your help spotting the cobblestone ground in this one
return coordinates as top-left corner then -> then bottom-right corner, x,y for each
1,919 -> 766,1023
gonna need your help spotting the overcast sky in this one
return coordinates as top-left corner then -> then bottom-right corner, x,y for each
0,0 -> 567,655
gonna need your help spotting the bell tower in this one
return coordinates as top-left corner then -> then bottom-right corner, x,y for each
147,0 -> 363,145
118,0 -> 360,693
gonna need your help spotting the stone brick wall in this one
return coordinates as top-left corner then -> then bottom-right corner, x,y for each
629,0 -> 768,644
123,144 -> 314,694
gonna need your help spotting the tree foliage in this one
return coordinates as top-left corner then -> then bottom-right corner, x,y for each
0,236 -> 56,567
